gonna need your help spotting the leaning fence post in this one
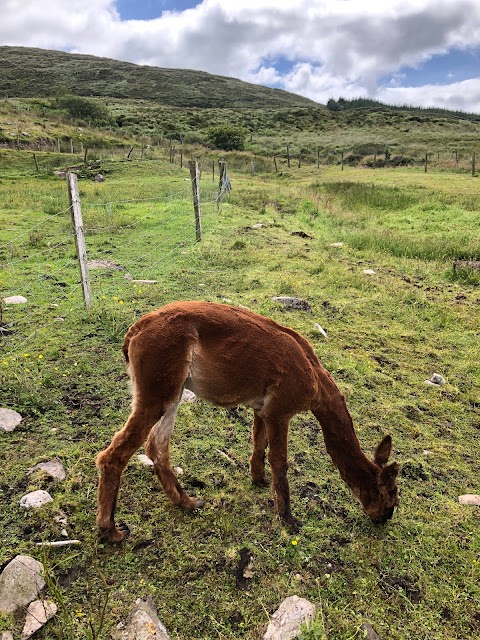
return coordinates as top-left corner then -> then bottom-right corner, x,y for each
188,160 -> 202,242
67,172 -> 92,309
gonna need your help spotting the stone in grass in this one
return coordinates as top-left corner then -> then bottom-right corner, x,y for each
0,555 -> 45,615
27,460 -> 66,481
360,623 -> 382,639
363,269 -> 376,275
113,597 -> 172,640
20,490 -> 53,510
21,600 -> 57,639
0,408 -> 23,432
137,454 -> 154,467
181,389 -> 197,403
264,595 -> 316,640
272,297 -> 312,313
3,295 -> 27,304
330,242 -> 344,247
458,494 -> 480,506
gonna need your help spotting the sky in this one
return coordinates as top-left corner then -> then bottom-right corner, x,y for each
2,0 -> 480,112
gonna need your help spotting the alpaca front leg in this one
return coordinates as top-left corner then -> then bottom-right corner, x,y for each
145,402 -> 204,510
96,406 -> 164,542
266,418 -> 302,532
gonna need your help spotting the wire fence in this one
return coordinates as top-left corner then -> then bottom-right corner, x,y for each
0,165 -> 225,356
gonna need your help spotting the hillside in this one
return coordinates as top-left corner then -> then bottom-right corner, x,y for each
0,46 -> 316,109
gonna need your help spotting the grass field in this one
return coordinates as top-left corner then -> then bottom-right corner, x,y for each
1,151 -> 479,639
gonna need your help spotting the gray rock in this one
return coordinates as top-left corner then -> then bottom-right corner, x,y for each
94,173 -> 105,182
27,461 -> 66,481
431,373 -> 446,385
360,623 -> 382,639
113,597 -> 172,639
272,297 -> 312,313
20,490 -> 53,510
21,600 -> 57,639
0,555 -> 45,615
363,269 -> 376,275
458,494 -> 480,506
264,595 -> 316,640
0,408 -> 23,432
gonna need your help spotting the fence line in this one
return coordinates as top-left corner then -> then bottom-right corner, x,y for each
1,165 -> 226,355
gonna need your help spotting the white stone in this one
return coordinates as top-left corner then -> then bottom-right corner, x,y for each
113,597 -> 172,640
363,269 -> 376,275
3,295 -> 27,304
313,323 -> 328,338
329,242 -> 344,247
21,600 -> 57,639
264,596 -> 317,640
174,466 -> 184,476
458,494 -> 480,506
181,389 -> 197,403
0,555 -> 45,615
27,461 -> 66,481
20,490 -> 53,510
0,408 -> 23,432
431,373 -> 446,385
137,454 -> 154,467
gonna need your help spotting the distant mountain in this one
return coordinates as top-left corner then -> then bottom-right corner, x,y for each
0,46 -> 317,109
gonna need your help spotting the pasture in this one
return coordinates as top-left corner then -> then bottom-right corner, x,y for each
1,149 -> 479,639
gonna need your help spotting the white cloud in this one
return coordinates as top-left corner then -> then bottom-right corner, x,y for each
1,0 -> 480,111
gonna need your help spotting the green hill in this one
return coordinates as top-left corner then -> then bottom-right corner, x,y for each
0,46 -> 317,109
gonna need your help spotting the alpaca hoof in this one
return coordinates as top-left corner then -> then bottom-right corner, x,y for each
180,496 -> 204,510
99,522 -> 130,543
284,516 -> 302,533
252,477 -> 269,488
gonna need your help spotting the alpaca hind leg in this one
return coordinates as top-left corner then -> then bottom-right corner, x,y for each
96,404 -> 164,542
145,401 -> 204,510
250,412 -> 269,486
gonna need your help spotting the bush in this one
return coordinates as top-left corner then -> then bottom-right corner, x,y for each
206,124 -> 247,151
57,95 -> 111,124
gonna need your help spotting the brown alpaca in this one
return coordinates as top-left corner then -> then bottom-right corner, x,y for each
96,301 -> 399,542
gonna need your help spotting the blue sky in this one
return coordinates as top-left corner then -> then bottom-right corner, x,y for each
2,1 -> 480,112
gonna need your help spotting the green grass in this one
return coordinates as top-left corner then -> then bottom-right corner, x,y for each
1,154 -> 479,639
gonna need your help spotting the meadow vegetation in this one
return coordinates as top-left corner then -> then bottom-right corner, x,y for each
0,143 -> 479,639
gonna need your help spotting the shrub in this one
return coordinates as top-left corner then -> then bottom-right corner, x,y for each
206,124 -> 247,151
57,95 -> 111,124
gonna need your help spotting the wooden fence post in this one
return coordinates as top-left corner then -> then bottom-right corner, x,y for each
32,154 -> 39,173
188,160 -> 202,242
83,146 -> 89,164
273,156 -> 278,173
286,144 -> 290,168
67,172 -> 92,309
424,153 -> 428,173
251,159 -> 255,175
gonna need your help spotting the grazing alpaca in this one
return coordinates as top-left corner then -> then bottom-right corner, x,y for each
97,301 -> 399,542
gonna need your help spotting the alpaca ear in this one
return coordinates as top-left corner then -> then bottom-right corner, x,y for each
374,435 -> 392,466
380,462 -> 400,483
